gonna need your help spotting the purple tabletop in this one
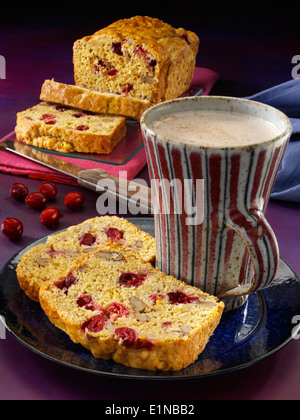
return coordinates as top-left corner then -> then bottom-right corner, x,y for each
1,5 -> 300,401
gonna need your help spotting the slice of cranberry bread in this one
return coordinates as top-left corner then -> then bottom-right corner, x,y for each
73,16 -> 199,104
16,216 -> 156,302
15,102 -> 127,154
40,79 -> 151,121
39,246 -> 224,371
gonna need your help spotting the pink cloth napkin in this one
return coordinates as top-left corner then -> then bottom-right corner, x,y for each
0,67 -> 219,185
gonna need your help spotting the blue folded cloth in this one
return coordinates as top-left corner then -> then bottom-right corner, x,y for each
246,78 -> 300,202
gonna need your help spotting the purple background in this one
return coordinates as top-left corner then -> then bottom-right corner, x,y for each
0,2 -> 300,400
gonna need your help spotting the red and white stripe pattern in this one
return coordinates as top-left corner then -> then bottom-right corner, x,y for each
143,130 -> 289,310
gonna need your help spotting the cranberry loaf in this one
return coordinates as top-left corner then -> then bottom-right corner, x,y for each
39,245 -> 224,371
40,79 -> 151,121
16,216 -> 156,302
73,16 -> 199,104
15,102 -> 127,154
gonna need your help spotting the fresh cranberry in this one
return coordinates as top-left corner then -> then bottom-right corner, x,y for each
104,227 -> 123,242
119,272 -> 146,287
106,302 -> 130,319
167,291 -> 199,304
1,217 -> 23,240
40,207 -> 62,227
38,181 -> 57,201
115,327 -> 138,348
64,191 -> 85,210
25,192 -> 47,209
107,68 -> 118,76
76,125 -> 89,131
9,183 -> 28,201
79,233 -> 95,246
111,42 -> 123,56
55,273 -> 77,290
122,83 -> 134,95
82,314 -> 106,333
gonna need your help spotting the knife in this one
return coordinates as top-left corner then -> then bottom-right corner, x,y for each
0,139 -> 153,214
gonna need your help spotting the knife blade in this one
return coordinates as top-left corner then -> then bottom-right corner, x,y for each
0,139 -> 153,214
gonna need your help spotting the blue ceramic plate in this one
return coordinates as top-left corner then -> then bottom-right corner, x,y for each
0,218 -> 299,379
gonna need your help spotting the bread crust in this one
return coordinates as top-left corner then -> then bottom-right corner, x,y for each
40,79 -> 151,121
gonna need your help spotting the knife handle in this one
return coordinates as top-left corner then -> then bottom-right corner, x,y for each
78,168 -> 153,214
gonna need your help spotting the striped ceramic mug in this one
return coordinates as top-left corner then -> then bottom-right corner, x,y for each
141,96 -> 292,311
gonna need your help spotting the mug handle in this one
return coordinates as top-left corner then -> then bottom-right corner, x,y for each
219,208 -> 279,299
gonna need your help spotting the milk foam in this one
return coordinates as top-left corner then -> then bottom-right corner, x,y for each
151,110 -> 281,147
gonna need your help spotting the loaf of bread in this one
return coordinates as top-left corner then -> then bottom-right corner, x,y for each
16,216 -> 156,301
15,102 -> 127,154
73,16 -> 199,104
39,244 -> 224,371
40,79 -> 151,121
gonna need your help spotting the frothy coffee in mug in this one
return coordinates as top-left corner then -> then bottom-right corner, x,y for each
150,110 -> 281,147
142,96 -> 292,311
